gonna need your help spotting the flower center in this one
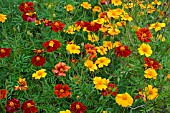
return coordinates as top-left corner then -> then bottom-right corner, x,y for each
90,22 -> 95,26
36,56 -> 40,61
55,22 -> 59,27
49,41 -> 54,47
107,87 -> 112,91
149,90 -> 153,95
60,89 -> 64,93
24,3 -> 28,8
26,12 -> 35,16
122,94 -> 127,100
27,103 -> 32,108
9,102 -> 14,107
120,46 -> 125,51
100,59 -> 104,63
0,49 -> 5,53
71,46 -> 76,50
142,47 -> 148,52
60,68 -> 64,72
37,71 -> 43,76
142,33 -> 146,38
76,104 -> 80,109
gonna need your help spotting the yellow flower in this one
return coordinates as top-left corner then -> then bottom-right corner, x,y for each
121,14 -> 133,21
108,28 -> 120,35
166,74 -> 170,80
93,77 -> 110,90
32,69 -> 47,79
157,34 -> 165,42
103,110 -> 108,113
144,68 -> 157,79
59,109 -> 71,113
96,46 -> 107,55
152,0 -> 161,5
103,41 -> 113,50
66,44 -> 80,54
107,9 -> 120,19
113,41 -> 122,48
138,43 -> 152,57
115,92 -> 133,107
88,33 -> 99,43
0,14 -> 7,23
65,25 -> 75,34
92,6 -> 101,12
145,85 -> 158,100
84,60 -> 97,71
149,22 -> 166,32
111,0 -> 122,6
95,57 -> 111,68
116,21 -> 126,27
81,2 -> 92,9
64,4 -> 74,12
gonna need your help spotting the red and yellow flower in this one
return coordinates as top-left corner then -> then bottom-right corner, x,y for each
54,84 -> 71,98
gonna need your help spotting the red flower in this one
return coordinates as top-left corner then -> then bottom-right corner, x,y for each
144,57 -> 161,70
86,49 -> 97,60
22,12 -> 37,22
31,55 -> 46,66
101,83 -> 118,96
75,21 -> 86,28
136,28 -> 152,42
84,43 -> 96,51
5,98 -> 20,113
70,102 -> 86,113
0,89 -> 7,100
0,48 -> 11,58
52,62 -> 70,77
22,100 -> 38,113
54,84 -> 71,98
84,21 -> 101,32
40,18 -> 52,27
42,40 -> 61,52
33,49 -> 44,55
19,2 -> 34,13
99,0 -> 110,5
114,45 -> 131,58
50,21 -> 65,32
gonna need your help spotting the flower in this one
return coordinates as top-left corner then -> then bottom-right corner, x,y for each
86,49 -> 97,60
113,41 -> 122,48
0,48 -> 11,58
0,89 -> 7,100
103,41 -> 113,50
136,28 -> 152,42
22,12 -> 37,22
0,14 -> 7,23
138,43 -> 152,57
88,33 -> 99,42
95,57 -> 111,68
59,109 -> 71,113
84,21 -> 101,32
93,77 -> 110,90
64,4 -> 74,12
111,0 -> 122,6
51,21 -> 65,32
31,55 -> 46,66
42,39 -> 61,52
144,57 -> 161,70
166,74 -> 170,80
144,68 -> 157,79
101,83 -> 118,96
5,98 -> 20,113
54,84 -> 71,98
115,92 -> 133,107
14,77 -> 28,91
70,102 -> 86,113
84,43 -> 96,51
84,60 -> 97,71
92,6 -> 101,12
52,62 -> 70,77
108,28 -> 120,35
114,45 -> 131,57
32,69 -> 47,79
99,0 -> 110,5
66,44 -> 80,54
149,22 -> 166,32
19,2 -> 34,13
81,2 -> 92,9
96,46 -> 107,55
22,100 -> 38,113
41,18 -> 52,27
33,49 -> 44,55
145,85 -> 158,100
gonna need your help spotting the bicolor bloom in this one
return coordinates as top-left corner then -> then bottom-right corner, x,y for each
51,21 -> 65,32
115,92 -> 133,107
111,0 -> 122,6
22,100 -> 38,113
54,84 -> 71,98
95,57 -> 111,68
103,41 -> 113,50
114,45 -> 131,58
101,83 -> 118,96
14,77 -> 28,91
144,68 -> 157,79
0,14 -> 7,23
81,2 -> 92,9
41,18 -> 52,27
84,60 -> 97,71
0,48 -> 11,58
0,89 -> 7,100
5,98 -> 20,113
32,69 -> 47,79
96,46 -> 107,55
88,33 -> 99,42
93,77 -> 110,91
86,49 -> 97,60
92,6 -> 101,12
138,43 -> 152,57
149,22 -> 166,32
22,12 -> 37,22
84,43 -> 96,51
42,39 -> 61,52
136,28 -> 152,42
70,102 -> 86,113
31,55 -> 46,66
64,4 -> 74,12
145,85 -> 158,100
144,57 -> 161,70
66,44 -> 80,54
84,21 -> 101,32
19,2 -> 34,13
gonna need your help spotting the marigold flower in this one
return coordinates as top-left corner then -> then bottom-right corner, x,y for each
42,39 -> 61,52
5,98 -> 20,113
145,85 -> 158,100
93,77 -> 110,91
65,25 -> 75,34
84,21 -> 101,32
22,100 -> 38,113
152,0 -> 161,5
114,45 -> 131,58
0,48 -> 11,58
96,46 -> 107,55
95,57 -> 111,68
92,6 -> 101,12
136,28 -> 152,42
81,2 -> 92,9
84,60 -> 97,71
166,74 -> 170,80
34,20 -> 41,25
31,55 -> 46,67
149,22 -> 166,32
0,14 -> 7,23
138,43 -> 152,57
107,9 -> 120,19
70,102 -> 86,113
108,28 -> 120,35
84,43 -> 96,51
103,41 -> 113,50
144,68 -> 157,79
0,89 -> 7,100
113,41 -> 122,48
111,0 -> 122,6
101,83 -> 118,96
54,84 -> 71,98
86,49 -> 97,60
99,0 -> 110,5
88,33 -> 99,42
41,18 -> 52,27
116,21 -> 126,27
33,49 -> 44,55
59,109 -> 71,113
66,44 -> 80,54
14,77 -> 28,91
32,69 -> 47,79
51,21 -> 65,32
22,12 -> 37,22
52,62 -> 70,77
121,14 -> 133,21
144,57 -> 161,70
19,2 -> 34,13
115,92 -> 133,107
64,4 -> 74,12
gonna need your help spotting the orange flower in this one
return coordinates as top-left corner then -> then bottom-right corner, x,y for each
14,77 -> 28,91
0,89 -> 7,100
136,28 -> 152,42
42,39 -> 61,52
31,55 -> 46,67
114,45 -> 131,57
54,84 -> 71,98
86,49 -> 97,60
51,21 -> 65,32
0,48 -> 11,58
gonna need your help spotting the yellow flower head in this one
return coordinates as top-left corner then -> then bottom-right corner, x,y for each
88,33 -> 99,43
81,2 -> 92,9
111,0 -> 122,6
84,60 -> 97,72
103,41 -> 113,50
66,44 -> 80,54
65,25 -> 75,34
32,69 -> 47,79
108,28 -> 120,35
96,46 -> 108,55
92,6 -> 101,12
121,14 -> 133,21
144,68 -> 157,79
0,14 -> 7,23
107,9 -> 120,19
93,77 -> 110,90
59,109 -> 71,113
145,85 -> 158,100
149,22 -> 166,32
95,57 -> 111,68
138,43 -> 152,57
116,92 -> 133,107
64,4 -> 74,12
113,41 -> 122,48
